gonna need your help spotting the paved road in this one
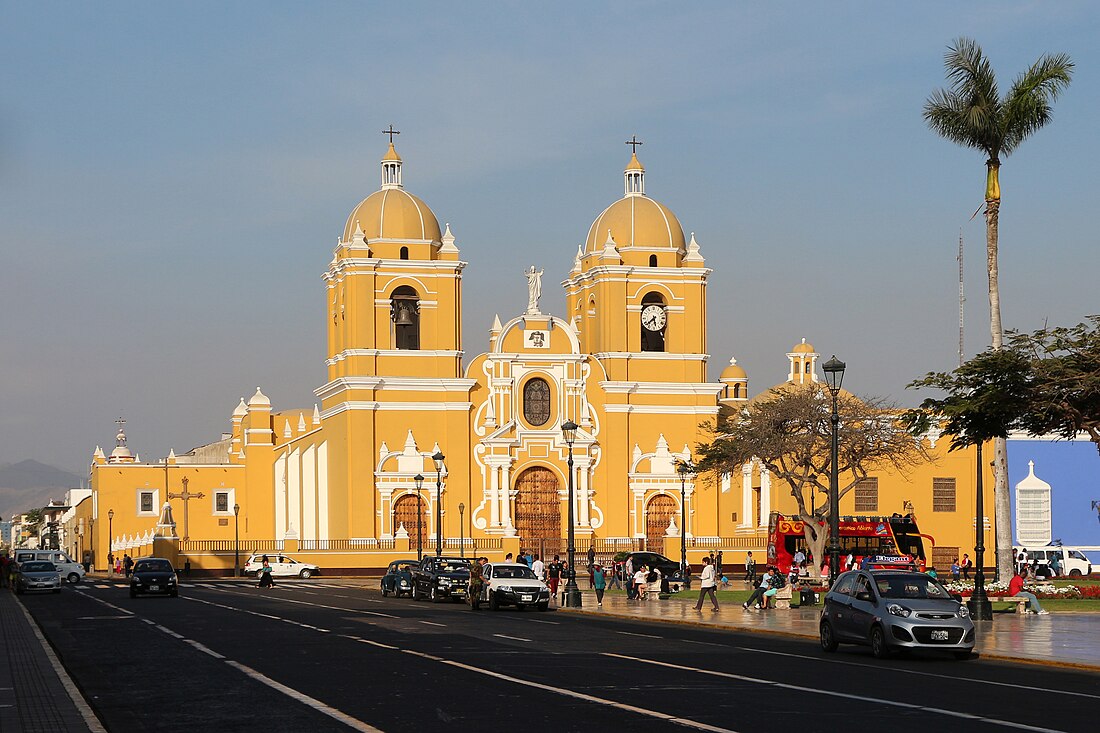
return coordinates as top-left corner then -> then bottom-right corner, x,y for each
20,579 -> 1098,733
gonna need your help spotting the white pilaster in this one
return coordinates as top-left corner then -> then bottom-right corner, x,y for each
759,465 -> 771,527
741,463 -> 753,527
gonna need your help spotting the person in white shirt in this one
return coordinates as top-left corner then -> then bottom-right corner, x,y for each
633,566 -> 649,600
694,556 -> 720,610
531,555 -> 545,582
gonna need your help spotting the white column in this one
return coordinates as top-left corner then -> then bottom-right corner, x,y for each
317,442 -> 329,540
500,463 -> 512,529
489,462 -> 501,528
274,454 -> 287,537
302,445 -> 317,541
288,449 -> 301,537
741,463 -> 753,527
759,466 -> 771,527
579,461 -> 591,527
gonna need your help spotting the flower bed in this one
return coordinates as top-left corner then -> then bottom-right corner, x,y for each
942,580 -> 1099,599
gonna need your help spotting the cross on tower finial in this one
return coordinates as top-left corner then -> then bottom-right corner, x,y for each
625,135 -> 643,153
383,124 -> 401,144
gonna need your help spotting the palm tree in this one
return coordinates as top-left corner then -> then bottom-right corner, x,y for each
924,37 -> 1073,579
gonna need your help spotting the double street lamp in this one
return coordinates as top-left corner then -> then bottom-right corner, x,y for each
675,459 -> 695,590
433,451 -> 445,557
968,444 -> 994,620
561,420 -> 582,608
414,474 -> 425,561
822,355 -> 846,584
233,503 -> 241,577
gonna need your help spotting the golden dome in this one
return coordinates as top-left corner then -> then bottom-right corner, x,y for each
791,338 -> 815,354
720,357 -> 747,380
584,195 -> 685,254
343,188 -> 442,243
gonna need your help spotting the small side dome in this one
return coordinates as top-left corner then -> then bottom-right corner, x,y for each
721,357 -> 747,380
791,338 -> 815,354
248,387 -> 271,409
232,397 -> 248,417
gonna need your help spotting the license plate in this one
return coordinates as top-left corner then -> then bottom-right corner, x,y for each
150,585 -> 160,592
521,595 -> 533,601
931,629 -> 949,641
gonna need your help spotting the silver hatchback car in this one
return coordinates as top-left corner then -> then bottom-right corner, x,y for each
820,570 -> 975,660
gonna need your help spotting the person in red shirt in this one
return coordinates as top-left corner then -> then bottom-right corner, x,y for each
1009,571 -> 1049,614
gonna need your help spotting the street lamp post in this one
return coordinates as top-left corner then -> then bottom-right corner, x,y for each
822,356 -> 846,584
561,420 -> 582,608
458,503 -> 465,558
108,509 -> 114,575
675,459 -> 696,590
968,443 -> 994,620
432,451 -> 445,557
233,503 -> 241,578
414,474 -> 424,562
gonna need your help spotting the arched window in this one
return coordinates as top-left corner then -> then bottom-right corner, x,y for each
390,285 -> 420,350
649,254 -> 658,267
640,292 -> 666,353
522,378 -> 551,426
399,246 -> 409,260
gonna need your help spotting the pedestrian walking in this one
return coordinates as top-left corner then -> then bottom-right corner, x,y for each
468,557 -> 487,610
1016,548 -> 1028,576
0,554 -> 8,588
257,555 -> 276,588
547,555 -> 562,602
609,560 -> 623,590
531,554 -> 545,582
961,553 -> 972,580
123,554 -> 133,578
107,552 -> 114,576
743,551 -> 757,586
560,560 -> 571,604
715,551 -> 724,579
625,555 -> 636,599
694,556 -> 720,611
592,564 -> 607,607
114,556 -> 122,575
1050,553 -> 1062,578
82,551 -> 92,573
951,559 -> 961,581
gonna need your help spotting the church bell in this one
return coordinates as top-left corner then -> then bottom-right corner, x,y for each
393,300 -> 417,325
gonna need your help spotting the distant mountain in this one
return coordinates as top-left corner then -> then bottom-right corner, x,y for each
0,459 -> 83,520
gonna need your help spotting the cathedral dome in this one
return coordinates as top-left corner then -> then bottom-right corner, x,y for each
342,142 -> 442,244
584,151 -> 685,254
791,338 -> 815,354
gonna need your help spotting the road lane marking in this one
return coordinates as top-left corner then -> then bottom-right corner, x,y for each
215,586 -> 399,617
155,625 -> 185,639
616,631 -> 661,639
76,615 -> 134,620
603,653 -> 1066,733
183,596 -> 332,632
419,621 -> 446,627
733,645 -> 1100,700
492,634 -> 532,642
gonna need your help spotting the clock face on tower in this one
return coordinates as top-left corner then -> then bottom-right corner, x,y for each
641,304 -> 667,332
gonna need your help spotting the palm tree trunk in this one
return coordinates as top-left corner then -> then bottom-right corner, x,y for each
984,163 -> 1014,581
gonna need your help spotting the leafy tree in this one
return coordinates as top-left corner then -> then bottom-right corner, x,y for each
23,508 -> 44,537
697,386 -> 931,575
1008,316 -> 1100,454
924,36 -> 1073,578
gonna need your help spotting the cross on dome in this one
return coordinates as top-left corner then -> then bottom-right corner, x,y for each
380,127 -> 403,188
625,135 -> 643,153
624,136 -> 645,196
382,124 -> 400,143
115,416 -> 127,446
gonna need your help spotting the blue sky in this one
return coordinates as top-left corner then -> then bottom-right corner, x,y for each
1,2 -> 1097,471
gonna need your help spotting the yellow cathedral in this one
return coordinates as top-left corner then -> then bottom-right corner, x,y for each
85,141 -> 990,574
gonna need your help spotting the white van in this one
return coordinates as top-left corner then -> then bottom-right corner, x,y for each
1015,546 -> 1093,578
14,549 -> 86,583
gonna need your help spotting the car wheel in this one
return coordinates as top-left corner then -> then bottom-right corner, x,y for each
1069,569 -> 1083,578
953,650 -> 973,661
299,569 -> 313,579
381,584 -> 390,597
537,602 -> 549,612
870,625 -> 890,659
67,573 -> 81,584
412,584 -> 421,601
820,622 -> 838,653
489,591 -> 499,611
430,586 -> 439,602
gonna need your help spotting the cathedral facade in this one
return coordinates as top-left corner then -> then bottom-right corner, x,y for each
88,141 -> 987,573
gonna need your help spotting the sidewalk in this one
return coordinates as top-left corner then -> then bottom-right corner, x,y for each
560,591 -> 1100,671
0,590 -> 102,732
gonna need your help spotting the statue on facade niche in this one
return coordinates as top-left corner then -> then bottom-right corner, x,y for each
525,265 -> 543,314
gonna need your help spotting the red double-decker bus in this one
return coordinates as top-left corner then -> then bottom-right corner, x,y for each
766,512 -> 932,574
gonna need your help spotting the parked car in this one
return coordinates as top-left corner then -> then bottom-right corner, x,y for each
13,549 -> 85,584
15,560 -> 62,594
381,559 -> 419,597
412,556 -> 470,602
626,551 -> 685,587
819,570 -> 974,660
482,562 -> 551,611
243,553 -> 321,578
130,557 -> 179,598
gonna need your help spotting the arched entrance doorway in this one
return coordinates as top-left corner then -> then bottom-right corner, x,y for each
513,467 -> 562,559
645,494 -> 677,553
393,494 -> 426,554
